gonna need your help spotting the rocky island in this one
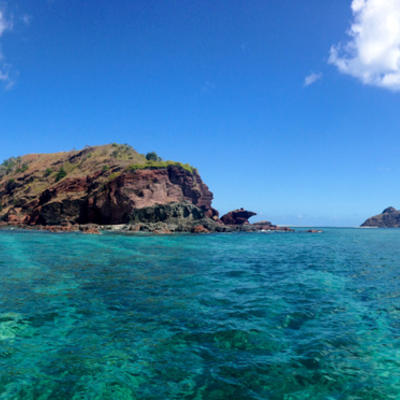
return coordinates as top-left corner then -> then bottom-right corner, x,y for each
361,207 -> 400,228
0,144 -> 291,234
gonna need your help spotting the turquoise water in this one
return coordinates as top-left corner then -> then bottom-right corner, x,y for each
1,229 -> 400,399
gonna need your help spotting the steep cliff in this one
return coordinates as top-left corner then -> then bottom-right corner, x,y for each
361,207 -> 400,228
0,144 -> 218,227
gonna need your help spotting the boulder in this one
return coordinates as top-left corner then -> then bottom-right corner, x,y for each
252,220 -> 275,229
192,225 -> 210,233
221,208 -> 256,225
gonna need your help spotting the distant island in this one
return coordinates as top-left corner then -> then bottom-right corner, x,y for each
361,207 -> 400,228
0,144 -> 291,234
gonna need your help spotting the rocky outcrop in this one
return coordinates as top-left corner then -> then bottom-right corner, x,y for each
219,210 -> 293,232
361,207 -> 400,228
251,220 -> 293,232
0,145 -> 218,228
221,208 -> 256,225
251,220 -> 275,229
120,201 -> 220,232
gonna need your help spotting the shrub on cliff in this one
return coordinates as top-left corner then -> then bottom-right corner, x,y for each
107,171 -> 121,182
55,167 -> 67,182
145,152 -> 162,162
16,163 -> 29,174
44,168 -> 53,177
0,157 -> 20,176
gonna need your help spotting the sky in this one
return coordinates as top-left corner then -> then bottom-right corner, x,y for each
1,0 -> 400,226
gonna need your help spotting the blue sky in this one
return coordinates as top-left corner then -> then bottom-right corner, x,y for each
1,0 -> 400,226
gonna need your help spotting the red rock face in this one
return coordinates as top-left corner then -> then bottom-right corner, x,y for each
89,166 -> 218,224
5,212 -> 30,225
192,225 -> 210,233
5,165 -> 218,226
220,208 -> 257,225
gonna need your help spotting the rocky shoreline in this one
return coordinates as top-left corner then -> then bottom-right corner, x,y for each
0,224 -> 294,235
0,205 -> 294,235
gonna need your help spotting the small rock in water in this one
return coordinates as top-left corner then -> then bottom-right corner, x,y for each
192,225 -> 210,233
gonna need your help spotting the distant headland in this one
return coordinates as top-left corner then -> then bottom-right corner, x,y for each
0,144 -> 292,234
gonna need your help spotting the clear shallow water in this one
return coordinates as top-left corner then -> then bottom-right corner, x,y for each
1,229 -> 400,399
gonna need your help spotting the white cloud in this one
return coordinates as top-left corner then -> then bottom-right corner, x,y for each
0,10 -> 11,36
0,8 -> 14,89
329,0 -> 400,91
0,65 -> 14,90
304,72 -> 322,87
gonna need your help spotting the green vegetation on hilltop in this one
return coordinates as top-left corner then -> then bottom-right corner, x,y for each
108,143 -> 145,162
1,157 -> 20,170
128,160 -> 197,174
0,157 -> 24,177
0,145 -> 195,183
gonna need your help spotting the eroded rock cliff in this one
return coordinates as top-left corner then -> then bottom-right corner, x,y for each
0,144 -> 218,228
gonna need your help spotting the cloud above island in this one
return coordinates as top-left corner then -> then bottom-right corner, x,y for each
0,8 -> 14,89
0,9 -> 11,35
304,72 -> 322,87
329,0 -> 400,91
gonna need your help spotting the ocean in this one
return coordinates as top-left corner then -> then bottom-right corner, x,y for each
0,228 -> 400,399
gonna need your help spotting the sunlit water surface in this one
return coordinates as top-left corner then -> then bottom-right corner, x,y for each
1,228 -> 400,399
